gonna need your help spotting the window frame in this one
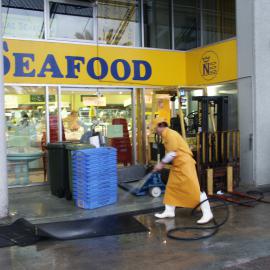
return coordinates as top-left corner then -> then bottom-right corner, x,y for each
2,0 -> 45,39
44,0 -> 98,43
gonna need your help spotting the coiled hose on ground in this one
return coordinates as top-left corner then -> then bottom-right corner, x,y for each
167,190 -> 270,241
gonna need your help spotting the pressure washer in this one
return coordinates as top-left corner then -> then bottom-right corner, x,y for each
118,132 -> 166,197
118,171 -> 165,197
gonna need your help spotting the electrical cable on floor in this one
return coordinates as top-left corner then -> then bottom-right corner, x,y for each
166,190 -> 270,241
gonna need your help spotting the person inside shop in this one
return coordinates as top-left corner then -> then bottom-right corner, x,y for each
19,112 -> 30,128
64,110 -> 81,131
152,117 -> 213,224
64,110 -> 86,131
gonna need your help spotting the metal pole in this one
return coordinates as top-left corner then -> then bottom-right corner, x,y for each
177,90 -> 186,140
132,88 -> 137,164
0,0 -> 9,218
141,88 -> 147,163
44,0 -> 48,39
140,0 -> 144,47
57,86 -> 62,141
171,0 -> 175,50
45,86 -> 50,144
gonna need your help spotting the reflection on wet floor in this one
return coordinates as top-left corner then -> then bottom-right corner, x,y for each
1,188 -> 270,270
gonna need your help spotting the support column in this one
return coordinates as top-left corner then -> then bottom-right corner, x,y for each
236,0 -> 255,186
57,86 -> 62,141
132,88 -> 137,164
0,0 -> 9,218
136,89 -> 143,163
45,86 -> 50,144
141,88 -> 147,164
253,0 -> 270,187
237,0 -> 270,188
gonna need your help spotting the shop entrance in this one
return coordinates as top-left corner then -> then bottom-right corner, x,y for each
5,82 -> 238,189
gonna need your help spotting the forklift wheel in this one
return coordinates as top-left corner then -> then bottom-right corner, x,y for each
149,187 -> 162,198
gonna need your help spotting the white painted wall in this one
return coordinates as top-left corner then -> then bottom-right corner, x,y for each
253,0 -> 270,186
236,0 -> 255,185
237,0 -> 270,187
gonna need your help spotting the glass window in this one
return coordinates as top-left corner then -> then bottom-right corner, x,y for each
97,0 -> 141,47
2,0 -> 44,38
219,0 -> 236,40
174,0 -> 200,50
61,88 -> 133,165
202,0 -> 236,45
49,1 -> 94,40
5,86 -> 46,186
143,0 -> 172,49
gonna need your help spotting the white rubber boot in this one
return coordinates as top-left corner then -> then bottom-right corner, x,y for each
155,205 -> 175,219
197,192 -> 213,224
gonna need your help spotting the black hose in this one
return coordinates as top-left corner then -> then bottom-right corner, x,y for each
167,197 -> 229,241
167,190 -> 270,241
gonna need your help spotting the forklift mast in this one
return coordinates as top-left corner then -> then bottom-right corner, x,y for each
192,96 -> 229,132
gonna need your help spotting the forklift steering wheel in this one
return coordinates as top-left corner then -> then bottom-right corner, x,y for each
154,133 -> 162,144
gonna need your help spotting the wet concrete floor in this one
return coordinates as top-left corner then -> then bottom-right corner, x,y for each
0,187 -> 270,270
5,185 -> 164,224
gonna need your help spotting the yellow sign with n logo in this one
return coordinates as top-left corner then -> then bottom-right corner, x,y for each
186,39 -> 237,85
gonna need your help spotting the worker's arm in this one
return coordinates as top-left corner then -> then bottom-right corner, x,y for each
153,151 -> 176,172
162,151 -> 176,163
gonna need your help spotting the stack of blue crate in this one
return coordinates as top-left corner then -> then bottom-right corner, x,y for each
71,147 -> 117,209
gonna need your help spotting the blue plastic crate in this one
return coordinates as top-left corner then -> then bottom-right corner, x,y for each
70,147 -> 118,209
74,195 -> 117,209
71,148 -> 117,159
73,184 -> 117,192
73,186 -> 117,194
75,189 -> 117,198
72,170 -> 117,178
72,167 -> 117,176
72,176 -> 117,186
73,193 -> 117,200
72,160 -> 116,167
73,179 -> 117,188
72,172 -> 117,179
72,161 -> 116,167
73,194 -> 118,203
71,161 -> 117,173
73,184 -> 117,194
73,194 -> 117,203
73,187 -> 117,196
72,163 -> 116,171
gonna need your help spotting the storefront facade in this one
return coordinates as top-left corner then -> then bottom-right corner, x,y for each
1,0 -> 241,191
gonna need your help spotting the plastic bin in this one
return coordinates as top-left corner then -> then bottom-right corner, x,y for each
65,143 -> 95,196
46,142 -> 72,199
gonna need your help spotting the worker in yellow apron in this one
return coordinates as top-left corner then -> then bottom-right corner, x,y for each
152,118 -> 213,224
